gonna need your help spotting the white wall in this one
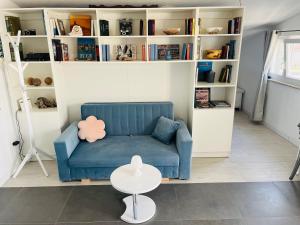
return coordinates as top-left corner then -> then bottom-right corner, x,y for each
263,12 -> 300,146
0,0 -> 19,186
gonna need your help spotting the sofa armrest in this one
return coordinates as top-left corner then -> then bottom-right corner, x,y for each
176,120 -> 193,179
54,121 -> 80,181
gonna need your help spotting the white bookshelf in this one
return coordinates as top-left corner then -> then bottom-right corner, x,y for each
0,6 -> 244,158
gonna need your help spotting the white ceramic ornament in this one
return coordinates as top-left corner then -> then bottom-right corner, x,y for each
69,25 -> 83,36
131,155 -> 143,177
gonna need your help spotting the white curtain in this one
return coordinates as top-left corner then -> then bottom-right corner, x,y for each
252,30 -> 279,122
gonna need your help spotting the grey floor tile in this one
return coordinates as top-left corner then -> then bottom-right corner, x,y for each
229,182 -> 300,218
174,183 -> 242,220
0,186 -> 72,224
57,185 -> 125,223
0,187 -> 21,213
244,217 -> 300,225
147,184 -> 181,220
181,219 -> 245,225
273,181 -> 300,208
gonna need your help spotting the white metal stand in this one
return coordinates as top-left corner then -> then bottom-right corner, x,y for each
7,31 -> 50,178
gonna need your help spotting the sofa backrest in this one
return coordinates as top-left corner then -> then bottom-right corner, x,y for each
81,102 -> 174,136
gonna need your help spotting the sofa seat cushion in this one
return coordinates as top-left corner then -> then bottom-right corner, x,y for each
68,135 -> 179,168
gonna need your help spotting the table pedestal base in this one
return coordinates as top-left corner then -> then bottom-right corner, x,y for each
121,194 -> 156,224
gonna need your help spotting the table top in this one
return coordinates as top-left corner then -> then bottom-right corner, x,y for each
110,164 -> 162,195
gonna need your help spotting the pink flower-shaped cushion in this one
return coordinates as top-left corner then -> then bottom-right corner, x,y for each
78,116 -> 106,142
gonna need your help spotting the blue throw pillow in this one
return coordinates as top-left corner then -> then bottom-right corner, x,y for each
152,116 -> 180,144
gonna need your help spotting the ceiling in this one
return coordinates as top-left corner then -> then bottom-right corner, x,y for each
10,0 -> 300,30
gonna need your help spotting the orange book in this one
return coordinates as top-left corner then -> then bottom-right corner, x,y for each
186,43 -> 190,60
70,15 -> 91,36
142,45 -> 145,61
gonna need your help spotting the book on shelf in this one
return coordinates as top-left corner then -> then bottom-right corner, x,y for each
197,61 -> 213,82
185,18 -> 195,35
140,20 -> 144,35
99,20 -> 109,36
0,38 -> 4,58
50,19 -> 58,36
148,19 -> 155,35
9,43 -> 24,61
219,65 -> 233,83
113,44 -> 137,61
70,15 -> 92,36
77,38 -> 96,61
5,16 -> 21,36
194,88 -> 211,108
210,100 -> 231,108
148,44 -> 180,61
228,17 -> 242,34
221,40 -> 236,59
62,43 -> 69,61
181,43 -> 193,60
52,39 -> 63,61
101,44 -> 110,61
56,19 -> 66,35
142,45 -> 146,61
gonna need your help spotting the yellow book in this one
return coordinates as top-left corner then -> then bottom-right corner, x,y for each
70,15 -> 91,36
192,18 -> 195,35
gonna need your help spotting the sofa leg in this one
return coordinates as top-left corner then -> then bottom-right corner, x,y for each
161,178 -> 170,183
81,179 -> 91,185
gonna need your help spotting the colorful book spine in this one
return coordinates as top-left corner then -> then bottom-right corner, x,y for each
181,43 -> 186,60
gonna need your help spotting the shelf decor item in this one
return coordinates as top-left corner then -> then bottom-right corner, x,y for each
57,19 -> 66,35
204,49 -> 222,59
70,15 -> 92,36
69,25 -> 83,36
44,77 -> 53,85
205,27 -> 223,34
114,44 -> 136,61
119,19 -> 133,36
163,28 -> 180,35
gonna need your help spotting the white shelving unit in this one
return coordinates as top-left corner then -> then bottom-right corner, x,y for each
0,6 -> 244,158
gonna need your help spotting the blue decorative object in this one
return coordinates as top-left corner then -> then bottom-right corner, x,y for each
152,116 -> 180,144
54,102 -> 192,181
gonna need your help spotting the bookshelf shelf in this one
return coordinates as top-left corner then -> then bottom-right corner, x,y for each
198,34 -> 241,37
25,85 -> 55,90
0,6 -> 244,158
195,82 -> 236,88
52,35 -> 98,38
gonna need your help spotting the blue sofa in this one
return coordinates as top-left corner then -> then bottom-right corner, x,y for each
54,102 -> 192,181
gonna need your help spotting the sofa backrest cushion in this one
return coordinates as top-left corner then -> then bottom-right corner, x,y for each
81,102 -> 174,136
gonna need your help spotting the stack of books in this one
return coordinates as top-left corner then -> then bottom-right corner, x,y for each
181,43 -> 193,60
101,44 -> 110,61
185,18 -> 195,35
210,100 -> 231,108
148,20 -> 155,35
219,65 -> 233,83
228,17 -> 242,34
52,39 -> 69,61
194,88 -> 231,109
221,40 -> 236,59
148,44 -> 180,61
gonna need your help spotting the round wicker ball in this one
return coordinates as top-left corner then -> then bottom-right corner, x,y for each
27,77 -> 34,85
44,77 -> 53,85
32,78 -> 42,86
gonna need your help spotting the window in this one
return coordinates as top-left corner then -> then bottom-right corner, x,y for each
270,37 -> 300,86
285,40 -> 300,80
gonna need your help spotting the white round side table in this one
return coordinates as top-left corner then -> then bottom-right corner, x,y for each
110,163 -> 162,224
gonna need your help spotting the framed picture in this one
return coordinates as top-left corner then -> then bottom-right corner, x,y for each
114,44 -> 136,61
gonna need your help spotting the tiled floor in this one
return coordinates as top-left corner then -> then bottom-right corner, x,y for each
3,112 -> 300,187
0,182 -> 300,225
